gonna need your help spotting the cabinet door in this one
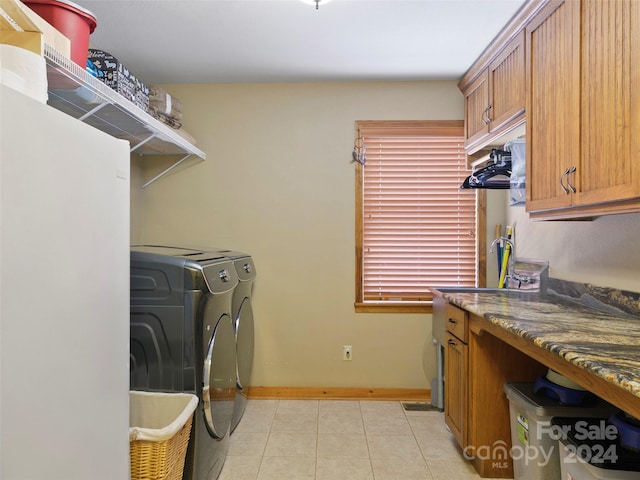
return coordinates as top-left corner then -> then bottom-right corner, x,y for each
488,30 -> 526,133
463,70 -> 490,148
525,0 -> 581,212
577,0 -> 640,206
444,332 -> 468,448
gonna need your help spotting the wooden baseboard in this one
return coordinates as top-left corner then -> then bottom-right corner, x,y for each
246,386 -> 431,401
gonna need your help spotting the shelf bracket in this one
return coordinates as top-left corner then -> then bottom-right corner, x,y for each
78,101 -> 109,122
141,153 -> 197,189
130,132 -> 159,154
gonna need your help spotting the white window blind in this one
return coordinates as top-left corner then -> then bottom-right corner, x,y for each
356,121 -> 476,306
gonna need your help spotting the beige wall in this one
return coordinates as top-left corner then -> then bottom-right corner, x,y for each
507,206 -> 640,292
485,190 -> 508,288
130,80 -> 640,390
130,81 -> 463,390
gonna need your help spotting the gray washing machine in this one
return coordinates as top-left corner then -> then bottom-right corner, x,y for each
213,249 -> 256,433
129,245 -> 238,480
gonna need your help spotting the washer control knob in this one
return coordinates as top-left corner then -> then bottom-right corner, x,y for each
243,263 -> 252,274
219,269 -> 230,282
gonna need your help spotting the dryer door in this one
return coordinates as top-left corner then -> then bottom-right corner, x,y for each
235,296 -> 254,392
202,313 -> 236,438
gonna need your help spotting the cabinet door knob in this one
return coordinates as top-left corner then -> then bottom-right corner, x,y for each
560,168 -> 571,194
481,106 -> 490,125
567,165 -> 577,193
448,339 -> 457,347
448,318 -> 457,324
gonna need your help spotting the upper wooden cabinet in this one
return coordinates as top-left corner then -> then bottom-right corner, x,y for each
525,0 -> 580,212
577,0 -> 640,210
462,0 -> 640,220
462,70 -> 490,148
526,0 -> 640,219
489,31 -> 526,135
461,31 -> 526,153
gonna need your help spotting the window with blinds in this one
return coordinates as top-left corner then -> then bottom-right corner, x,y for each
355,120 -> 477,311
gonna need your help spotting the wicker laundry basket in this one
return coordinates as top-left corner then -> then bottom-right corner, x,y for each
129,391 -> 199,480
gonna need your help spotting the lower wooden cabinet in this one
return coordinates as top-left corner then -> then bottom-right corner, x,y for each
444,331 -> 467,447
443,303 -> 546,478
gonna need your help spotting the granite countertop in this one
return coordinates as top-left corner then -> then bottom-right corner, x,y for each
437,279 -> 640,400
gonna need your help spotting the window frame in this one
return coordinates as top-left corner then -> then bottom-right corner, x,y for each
354,120 -> 486,313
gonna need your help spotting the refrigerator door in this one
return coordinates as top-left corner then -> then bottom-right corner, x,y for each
0,85 -> 130,479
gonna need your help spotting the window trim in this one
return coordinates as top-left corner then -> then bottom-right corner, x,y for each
354,120 -> 487,313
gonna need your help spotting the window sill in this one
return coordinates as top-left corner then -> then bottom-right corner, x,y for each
354,303 -> 433,314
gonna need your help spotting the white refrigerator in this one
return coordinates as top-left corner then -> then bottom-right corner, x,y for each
0,85 -> 130,479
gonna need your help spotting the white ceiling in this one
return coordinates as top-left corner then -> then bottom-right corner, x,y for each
83,0 -> 526,84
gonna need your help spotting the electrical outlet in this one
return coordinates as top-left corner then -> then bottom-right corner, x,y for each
343,345 -> 352,361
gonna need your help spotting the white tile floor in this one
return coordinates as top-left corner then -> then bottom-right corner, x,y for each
219,399 -> 500,480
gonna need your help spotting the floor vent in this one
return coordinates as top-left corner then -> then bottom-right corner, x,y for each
401,402 -> 440,412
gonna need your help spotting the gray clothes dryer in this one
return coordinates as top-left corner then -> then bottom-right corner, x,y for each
129,245 -> 238,480
213,249 -> 256,433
